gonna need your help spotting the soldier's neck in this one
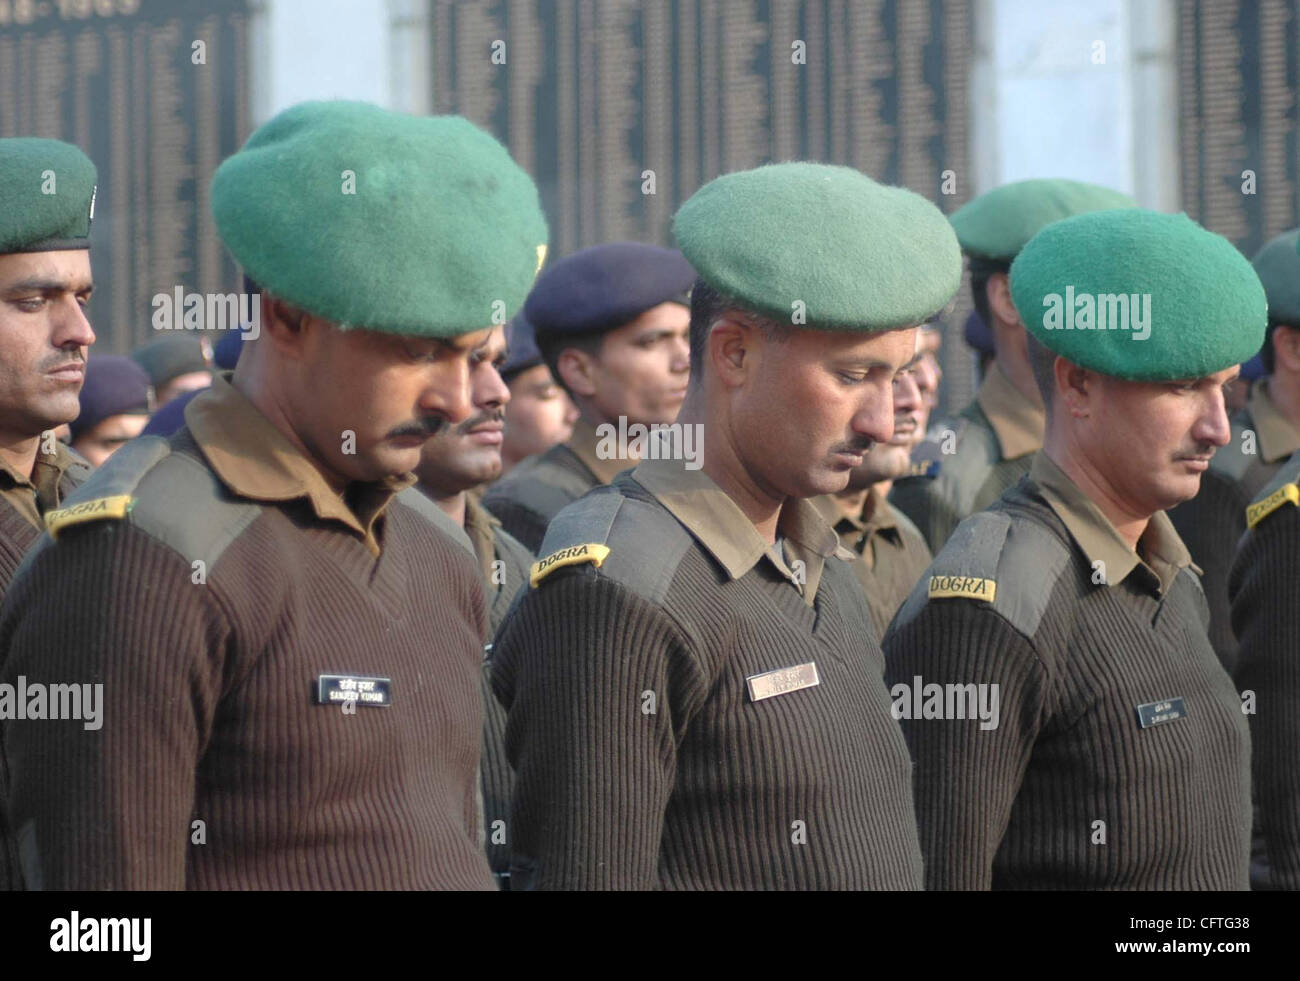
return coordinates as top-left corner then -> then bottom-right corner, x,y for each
1043,438 -> 1149,551
994,352 -> 1045,409
682,396 -> 781,544
0,432 -> 40,482
833,487 -> 869,521
1267,371 -> 1300,432
425,487 -> 467,527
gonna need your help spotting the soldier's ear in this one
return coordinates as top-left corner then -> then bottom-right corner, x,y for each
1056,357 -> 1094,419
706,313 -> 751,389
258,294 -> 314,359
985,272 -> 1023,332
1274,324 -> 1300,373
555,347 -> 597,398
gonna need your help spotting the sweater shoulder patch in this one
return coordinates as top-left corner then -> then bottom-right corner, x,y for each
45,495 -> 133,538
891,508 -> 1070,639
42,435 -> 172,540
1245,481 -> 1300,529
530,484 -> 692,604
530,543 -> 611,586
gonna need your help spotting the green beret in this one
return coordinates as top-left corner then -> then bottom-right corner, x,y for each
0,138 -> 97,254
1252,228 -> 1300,326
1010,209 -> 1266,381
211,101 -> 548,338
672,162 -> 960,331
951,178 -> 1137,262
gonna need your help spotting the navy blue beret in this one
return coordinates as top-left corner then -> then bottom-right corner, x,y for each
500,313 -> 543,380
1241,352 -> 1267,382
71,356 -> 154,440
140,388 -> 202,438
214,330 -> 245,371
524,242 -> 695,340
963,308 -> 994,356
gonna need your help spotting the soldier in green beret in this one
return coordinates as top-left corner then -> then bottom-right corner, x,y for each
1169,228 -> 1300,673
1230,446 -> 1300,889
891,179 -> 1137,553
492,161 -> 962,889
0,138 -> 97,609
413,321 -> 533,888
884,208 -> 1262,889
0,101 -> 548,890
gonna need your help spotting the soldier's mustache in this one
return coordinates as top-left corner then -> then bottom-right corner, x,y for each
456,408 -> 505,436
388,416 -> 449,440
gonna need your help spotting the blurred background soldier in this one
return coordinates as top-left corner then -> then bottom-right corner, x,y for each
496,313 -> 578,476
414,322 -> 533,889
891,180 -> 1137,553
130,334 -> 212,406
0,138 -> 97,600
885,208 -> 1262,890
484,242 -> 694,552
68,355 -> 154,467
813,335 -> 933,638
0,101 -> 548,890
1169,228 -> 1300,673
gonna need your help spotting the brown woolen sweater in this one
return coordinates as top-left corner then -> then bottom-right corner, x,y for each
884,476 -> 1252,890
492,474 -> 924,890
0,430 -> 494,890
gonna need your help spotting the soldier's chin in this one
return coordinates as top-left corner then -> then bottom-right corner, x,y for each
1152,471 -> 1204,512
370,442 -> 425,478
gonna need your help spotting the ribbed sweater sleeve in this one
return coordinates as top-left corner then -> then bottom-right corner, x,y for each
491,570 -> 703,890
1230,503 -> 1300,889
883,602 -> 1049,890
0,522 -> 231,889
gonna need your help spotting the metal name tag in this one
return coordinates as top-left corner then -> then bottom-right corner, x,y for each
316,674 -> 393,708
1136,696 -> 1186,729
746,662 -> 820,703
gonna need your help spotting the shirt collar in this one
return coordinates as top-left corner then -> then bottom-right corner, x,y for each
462,489 -> 502,581
1029,451 -> 1196,596
566,416 -> 635,484
1248,380 -> 1300,464
976,362 -> 1046,461
813,487 -> 899,549
184,374 -> 414,556
0,439 -> 86,529
631,456 -> 845,606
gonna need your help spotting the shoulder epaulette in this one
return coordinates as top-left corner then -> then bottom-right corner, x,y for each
891,508 -> 1071,639
43,437 -> 171,539
527,483 -> 691,604
38,435 -> 262,571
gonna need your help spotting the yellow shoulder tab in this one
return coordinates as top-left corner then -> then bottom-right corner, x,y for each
1246,483 -> 1300,529
45,495 -> 134,539
530,543 -> 611,587
928,574 -> 997,603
